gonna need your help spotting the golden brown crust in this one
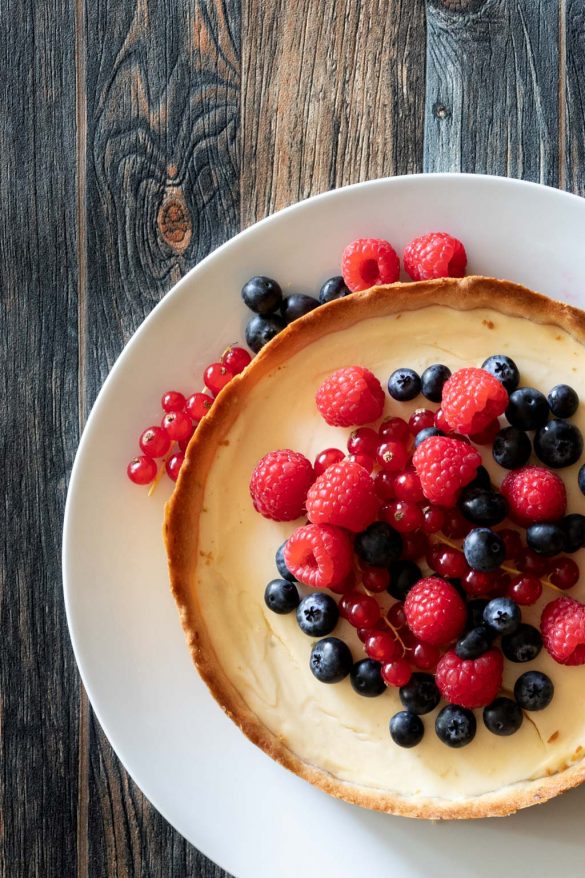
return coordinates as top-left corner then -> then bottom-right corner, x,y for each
164,276 -> 585,819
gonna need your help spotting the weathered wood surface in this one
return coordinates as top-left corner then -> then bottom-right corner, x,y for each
3,0 -> 584,875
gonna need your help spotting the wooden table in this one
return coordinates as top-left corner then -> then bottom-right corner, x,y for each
4,0 -> 584,875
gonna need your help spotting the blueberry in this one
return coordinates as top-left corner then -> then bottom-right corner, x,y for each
387,368 -> 421,402
435,704 -> 477,748
492,426 -> 532,470
264,579 -> 300,614
355,522 -> 403,567
350,659 -> 386,697
514,670 -> 554,711
309,637 -> 353,683
548,384 -> 579,418
245,313 -> 285,353
501,624 -> 542,663
481,355 -> 520,393
413,426 -> 444,448
399,673 -> 441,715
526,522 -> 567,556
459,488 -> 508,527
467,598 -> 489,629
421,364 -> 452,402
319,275 -> 350,304
579,464 -> 585,496
241,276 -> 282,314
463,528 -> 506,572
483,597 -> 521,636
483,697 -> 523,736
455,626 -> 492,660
562,514 -> 585,553
506,387 -> 549,431
281,293 -> 319,324
387,560 -> 422,601
466,465 -> 492,491
534,419 -> 583,468
296,592 -> 339,636
389,711 -> 424,748
275,541 -> 295,582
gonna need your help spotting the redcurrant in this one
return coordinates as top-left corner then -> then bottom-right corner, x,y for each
376,441 -> 409,473
381,659 -> 412,687
161,411 -> 194,442
166,453 -> 185,482
139,425 -> 171,458
549,557 -> 580,590
127,455 -> 157,485
364,629 -> 402,662
422,506 -> 445,535
379,416 -> 409,443
204,362 -> 234,396
347,595 -> 381,628
161,390 -> 186,413
411,641 -> 440,670
347,453 -> 374,473
408,408 -> 435,435
393,469 -> 424,504
221,345 -> 252,374
382,500 -> 423,534
374,471 -> 396,501
185,392 -> 213,422
507,574 -> 543,605
314,447 -> 345,477
347,427 -> 379,458
362,566 -> 390,593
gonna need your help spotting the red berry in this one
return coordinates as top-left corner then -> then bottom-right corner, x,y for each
549,557 -> 580,590
362,566 -> 390,593
403,232 -> 467,281
404,577 -> 467,646
185,391 -> 213,423
516,547 -> 550,577
501,466 -> 567,525
382,500 -> 423,534
374,471 -> 396,501
178,438 -> 190,452
469,418 -> 501,446
161,390 -> 186,413
541,596 -> 585,664
339,591 -> 361,619
347,595 -> 381,629
314,448 -> 345,477
284,523 -> 353,589
382,659 -> 412,687
376,441 -> 409,473
393,470 -> 424,504
427,544 -> 469,579
401,531 -> 428,561
508,574 -> 543,606
316,366 -> 385,427
408,408 -> 436,435
139,425 -> 171,458
462,569 -> 500,598
435,648 -> 503,708
204,362 -> 234,396
127,455 -> 157,485
379,417 -> 410,443
347,427 -> 379,458
411,641 -> 440,670
498,527 -> 523,561
365,629 -> 402,662
357,623 -> 385,643
492,571 -> 511,597
434,408 -> 451,432
347,453 -> 374,473
441,367 -> 508,435
442,508 -> 473,539
166,452 -> 184,482
342,237 -> 400,292
329,572 -> 355,595
413,436 -> 481,507
162,410 -> 194,443
422,506 -> 445,535
250,449 -> 314,521
386,601 -> 407,630
306,459 -> 379,532
221,345 -> 252,374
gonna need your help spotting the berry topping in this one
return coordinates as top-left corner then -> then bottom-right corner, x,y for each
306,459 -> 379,532
389,711 -> 424,747
355,521 -> 403,567
458,488 -> 508,527
421,364 -> 451,402
483,698 -> 523,736
441,367 -> 508,435
342,238 -> 400,291
455,627 -> 492,660
413,427 -> 444,448
500,466 -> 567,525
506,387 -> 549,431
382,660 -> 413,688
204,362 -> 234,396
221,345 -> 252,374
427,544 -> 468,579
362,566 -> 390,593
491,426 -> 532,470
549,556 -> 580,589
281,293 -> 320,324
347,427 -> 379,458
579,463 -> 585,496
403,232 -> 467,281
507,575 -> 542,606
165,452 -> 184,482
422,506 -> 445,535
316,366 -> 385,427
387,368 -> 421,402
161,390 -> 186,413
310,637 -> 353,683
561,514 -> 585,553
534,419 -> 584,468
413,436 -> 481,507
483,597 -> 521,636
463,528 -> 506,572
264,579 -> 300,614
399,672 -> 441,715
127,455 -> 157,485
275,541 -> 296,582
514,670 -> 554,710
467,465 -> 492,491
526,522 -> 567,556
435,704 -> 477,747
350,659 -> 386,697
364,629 -> 402,662
409,408 -> 436,435
245,313 -> 285,353
481,355 -> 520,393
161,410 -> 193,442
382,500 -> 424,534
296,592 -> 339,636
241,275 -> 282,314
347,595 -> 381,629
139,425 -> 171,458
379,416 -> 410,443
404,577 -> 467,647
313,448 -> 345,477
501,624 -> 542,663
185,391 -> 213,423
387,560 -> 422,600
250,449 -> 314,521
548,384 -> 579,418
435,648 -> 503,709
376,441 -> 409,473
284,524 -> 353,589
393,470 -> 424,504
319,275 -> 350,303
541,596 -> 585,665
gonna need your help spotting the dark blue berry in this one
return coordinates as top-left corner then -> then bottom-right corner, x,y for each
526,522 -> 567,556
548,384 -> 579,418
514,670 -> 554,711
579,464 -> 585,496
435,704 -> 477,748
421,364 -> 451,402
455,626 -> 492,660
241,276 -> 282,314
483,697 -> 523,736
245,313 -> 285,353
399,673 -> 441,715
466,465 -> 492,491
276,541 -> 295,582
463,528 -> 506,572
389,711 -> 424,748
310,637 -> 353,683
264,579 -> 300,614
481,355 -> 520,393
387,560 -> 422,601
467,599 -> 489,629
492,426 -> 532,470
319,276 -> 350,303
413,427 -> 444,448
506,387 -> 549,431
296,592 -> 339,636
355,522 -> 403,567
387,368 -> 421,402
534,419 -> 583,468
459,488 -> 508,527
483,597 -> 521,635
501,624 -> 542,663
281,293 -> 319,324
562,514 -> 585,553
350,659 -> 386,697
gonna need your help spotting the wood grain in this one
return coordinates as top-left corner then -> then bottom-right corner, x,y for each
565,0 -> 585,195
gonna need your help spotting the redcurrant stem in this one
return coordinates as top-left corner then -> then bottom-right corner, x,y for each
147,453 -> 172,497
500,687 -> 545,746
383,617 -> 408,652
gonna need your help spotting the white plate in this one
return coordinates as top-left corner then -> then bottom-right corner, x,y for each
64,175 -> 585,878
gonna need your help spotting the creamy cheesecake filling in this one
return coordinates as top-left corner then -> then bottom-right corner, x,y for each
196,305 -> 585,799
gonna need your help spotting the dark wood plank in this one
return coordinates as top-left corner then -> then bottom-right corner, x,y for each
565,0 -> 585,195
424,0 -> 560,183
0,0 -> 80,875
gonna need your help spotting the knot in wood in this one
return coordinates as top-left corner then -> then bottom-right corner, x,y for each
429,0 -> 485,10
433,102 -> 451,120
157,193 -> 192,253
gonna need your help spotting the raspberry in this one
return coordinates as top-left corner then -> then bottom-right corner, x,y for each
404,577 -> 467,646
412,436 -> 481,507
403,232 -> 467,281
249,449 -> 314,521
284,523 -> 353,589
435,648 -> 504,708
500,466 -> 567,525
306,459 -> 379,532
441,367 -> 508,435
316,366 -> 385,427
541,596 -> 585,665
342,238 -> 400,292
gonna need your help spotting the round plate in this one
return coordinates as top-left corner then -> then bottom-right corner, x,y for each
64,175 -> 585,878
